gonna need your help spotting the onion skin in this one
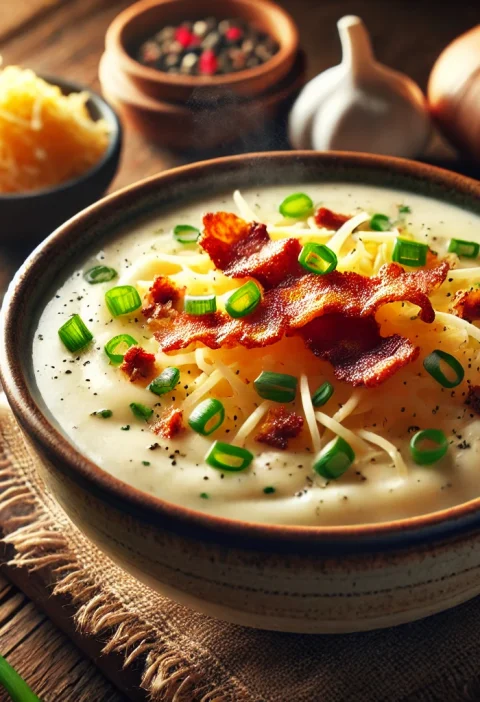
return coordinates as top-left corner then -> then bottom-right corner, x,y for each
428,25 -> 480,161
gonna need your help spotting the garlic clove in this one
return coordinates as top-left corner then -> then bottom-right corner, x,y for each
289,15 -> 431,158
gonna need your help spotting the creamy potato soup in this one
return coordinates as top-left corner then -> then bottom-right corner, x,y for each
33,183 -> 480,526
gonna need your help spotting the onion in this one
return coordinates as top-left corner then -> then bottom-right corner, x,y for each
428,25 -> 480,161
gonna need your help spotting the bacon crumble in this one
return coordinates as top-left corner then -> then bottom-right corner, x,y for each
121,346 -> 156,382
314,207 -> 350,230
153,407 -> 184,439
255,406 -> 304,449
143,275 -> 184,320
452,289 -> 480,322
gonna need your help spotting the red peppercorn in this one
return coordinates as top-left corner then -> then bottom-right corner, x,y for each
225,26 -> 243,41
199,49 -> 218,75
175,26 -> 195,48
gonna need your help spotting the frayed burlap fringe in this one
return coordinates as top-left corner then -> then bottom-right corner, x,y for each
0,405 -> 239,702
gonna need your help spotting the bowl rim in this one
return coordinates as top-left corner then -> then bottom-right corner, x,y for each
0,75 -> 122,202
2,151 -> 480,552
105,0 -> 299,92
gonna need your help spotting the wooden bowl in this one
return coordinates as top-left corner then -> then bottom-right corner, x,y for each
105,0 -> 300,104
3,153 -> 480,633
99,49 -> 306,150
0,76 -> 122,246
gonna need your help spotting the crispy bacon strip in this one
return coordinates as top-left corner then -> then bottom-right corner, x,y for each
147,212 -> 449,386
200,212 -> 301,288
300,316 -> 418,387
452,289 -> 480,322
466,386 -> 480,416
255,407 -> 304,449
314,207 -> 350,229
121,346 -> 156,382
153,408 -> 183,439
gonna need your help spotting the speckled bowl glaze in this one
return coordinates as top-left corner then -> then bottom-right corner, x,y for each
2,152 -> 480,634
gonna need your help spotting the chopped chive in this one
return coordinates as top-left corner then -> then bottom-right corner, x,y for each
205,441 -> 253,472
142,460 -> 151,466
392,238 -> 428,267
200,492 -> 209,499
148,367 -> 180,396
254,371 -> 297,403
58,314 -> 93,352
91,409 -> 112,418
225,281 -> 261,318
84,265 -> 117,284
370,213 -> 391,231
298,243 -> 337,275
0,653 -> 41,702
313,437 -> 355,479
447,238 -> 479,259
104,334 -> 138,365
189,398 -> 225,436
173,224 -> 200,244
410,429 -> 448,465
398,205 -> 411,214
279,192 -> 314,218
423,350 -> 464,388
263,486 -> 276,494
121,425 -> 130,431
184,294 -> 216,315
105,285 -> 141,317
129,403 -> 153,421
311,381 -> 334,407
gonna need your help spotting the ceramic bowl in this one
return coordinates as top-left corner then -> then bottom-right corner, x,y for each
0,76 -> 122,246
105,0 -> 300,104
99,49 -> 306,150
2,153 -> 480,634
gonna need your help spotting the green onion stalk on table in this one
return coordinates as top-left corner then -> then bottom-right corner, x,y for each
0,654 -> 42,701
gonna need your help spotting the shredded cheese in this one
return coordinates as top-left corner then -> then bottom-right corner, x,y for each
357,429 -> 408,478
300,374 -> 321,454
233,402 -> 270,446
0,65 -> 110,193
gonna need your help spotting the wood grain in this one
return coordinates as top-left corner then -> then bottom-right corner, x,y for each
0,1 -> 479,700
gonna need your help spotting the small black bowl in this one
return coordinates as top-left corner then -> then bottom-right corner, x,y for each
0,75 -> 122,246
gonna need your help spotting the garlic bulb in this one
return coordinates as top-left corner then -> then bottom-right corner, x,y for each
289,15 -> 431,158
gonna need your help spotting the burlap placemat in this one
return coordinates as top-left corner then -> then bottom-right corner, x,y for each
2,402 -> 480,702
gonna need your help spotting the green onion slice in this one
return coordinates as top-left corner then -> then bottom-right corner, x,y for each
313,437 -> 355,479
91,409 -> 113,418
84,265 -> 117,284
298,243 -> 337,275
104,334 -> 138,365
311,381 -> 334,407
263,486 -> 275,494
105,285 -> 142,317
370,213 -> 391,231
225,281 -> 261,318
205,441 -> 253,472
189,398 -> 225,436
423,350 -> 465,388
398,205 -> 411,215
392,238 -> 428,267
279,192 -> 314,218
0,653 -> 41,702
58,314 -> 93,352
184,294 -> 216,315
447,238 -> 480,259
410,428 -> 448,465
129,402 -> 153,421
173,224 -> 200,244
254,371 -> 297,403
148,367 -> 180,396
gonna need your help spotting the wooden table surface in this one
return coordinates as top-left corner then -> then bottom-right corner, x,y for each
0,1 -> 479,700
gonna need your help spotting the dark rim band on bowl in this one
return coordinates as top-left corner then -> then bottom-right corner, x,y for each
2,151 -> 480,555
0,75 -> 122,201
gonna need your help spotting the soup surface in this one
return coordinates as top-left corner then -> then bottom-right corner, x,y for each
33,182 -> 480,526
